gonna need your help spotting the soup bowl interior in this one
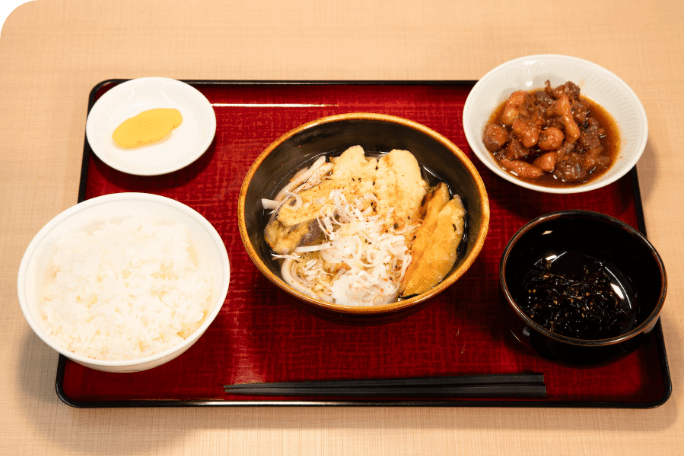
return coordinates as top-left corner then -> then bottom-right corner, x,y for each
239,113 -> 490,324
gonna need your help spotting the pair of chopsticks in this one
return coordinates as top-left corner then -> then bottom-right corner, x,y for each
224,373 -> 546,398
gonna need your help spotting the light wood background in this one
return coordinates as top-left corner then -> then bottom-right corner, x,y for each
2,0 -> 683,454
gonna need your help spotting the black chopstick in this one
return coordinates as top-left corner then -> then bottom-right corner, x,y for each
224,385 -> 546,398
225,373 -> 543,389
223,373 -> 546,398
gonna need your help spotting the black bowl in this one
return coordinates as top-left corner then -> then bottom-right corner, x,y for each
238,113 -> 490,325
499,210 -> 666,365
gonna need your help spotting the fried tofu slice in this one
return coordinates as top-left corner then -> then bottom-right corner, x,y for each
400,187 -> 466,297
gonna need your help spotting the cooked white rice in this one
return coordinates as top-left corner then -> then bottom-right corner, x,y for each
39,217 -> 214,361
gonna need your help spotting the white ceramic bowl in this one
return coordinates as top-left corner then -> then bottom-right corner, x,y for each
17,193 -> 230,373
463,54 -> 648,194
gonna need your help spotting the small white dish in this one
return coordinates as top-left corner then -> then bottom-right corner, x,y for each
85,77 -> 216,176
463,54 -> 648,194
17,193 -> 230,373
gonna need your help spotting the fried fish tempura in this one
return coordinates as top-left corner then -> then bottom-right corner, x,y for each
400,183 -> 465,297
265,146 -> 427,254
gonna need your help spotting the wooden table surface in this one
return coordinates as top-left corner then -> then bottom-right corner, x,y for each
2,0 -> 683,454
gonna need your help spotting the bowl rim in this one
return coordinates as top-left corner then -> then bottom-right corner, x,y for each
238,112 -> 490,315
463,53 -> 649,195
499,209 -> 667,346
17,192 -> 230,367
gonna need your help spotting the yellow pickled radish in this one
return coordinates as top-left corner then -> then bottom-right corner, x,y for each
156,108 -> 183,128
112,108 -> 183,148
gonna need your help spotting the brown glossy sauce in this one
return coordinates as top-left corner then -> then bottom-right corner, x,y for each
486,91 -> 620,188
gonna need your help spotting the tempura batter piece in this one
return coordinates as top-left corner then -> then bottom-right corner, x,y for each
374,149 -> 427,227
265,146 -> 376,254
400,191 -> 466,297
399,183 -> 450,295
265,146 -> 427,254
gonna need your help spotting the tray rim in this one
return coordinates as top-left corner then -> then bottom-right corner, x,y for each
56,79 -> 672,409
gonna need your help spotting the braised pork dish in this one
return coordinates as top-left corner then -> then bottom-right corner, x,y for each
483,81 -> 619,187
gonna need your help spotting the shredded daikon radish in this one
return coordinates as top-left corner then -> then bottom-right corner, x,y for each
283,192 -> 303,211
274,156 -> 327,202
294,242 -> 334,253
261,198 -> 280,210
268,152 -> 432,306
272,253 -> 302,261
279,186 -> 416,306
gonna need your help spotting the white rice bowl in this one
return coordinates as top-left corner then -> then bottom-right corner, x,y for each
41,218 -> 213,361
18,193 -> 230,373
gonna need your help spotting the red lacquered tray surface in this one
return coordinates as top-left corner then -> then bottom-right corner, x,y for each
57,81 -> 670,407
